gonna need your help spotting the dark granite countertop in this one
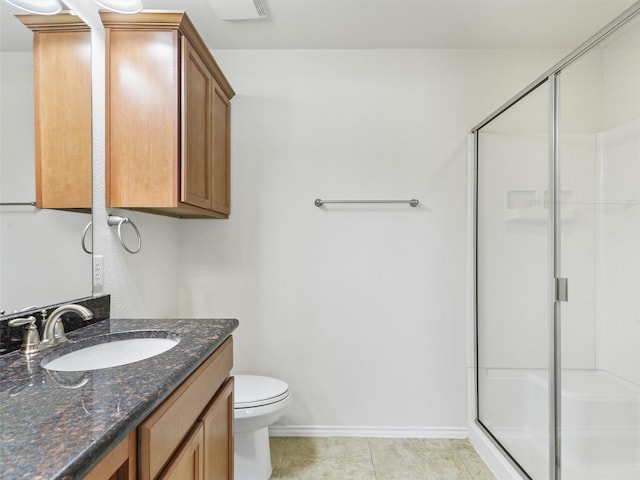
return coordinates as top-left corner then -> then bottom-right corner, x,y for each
0,318 -> 238,480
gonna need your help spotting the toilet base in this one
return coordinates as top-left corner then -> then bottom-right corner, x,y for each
234,426 -> 272,480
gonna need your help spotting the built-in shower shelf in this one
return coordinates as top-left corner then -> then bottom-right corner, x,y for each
562,201 -> 640,207
506,189 -> 577,223
506,208 -> 576,223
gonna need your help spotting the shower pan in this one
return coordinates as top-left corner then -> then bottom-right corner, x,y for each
473,2 -> 640,479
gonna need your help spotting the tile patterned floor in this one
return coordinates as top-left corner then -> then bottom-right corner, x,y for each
268,437 -> 496,480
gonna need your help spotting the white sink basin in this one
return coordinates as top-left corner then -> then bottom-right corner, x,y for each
42,332 -> 180,372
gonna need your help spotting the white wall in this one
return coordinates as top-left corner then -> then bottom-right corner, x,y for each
93,207 -> 181,318
176,49 -> 565,432
89,26 -> 181,320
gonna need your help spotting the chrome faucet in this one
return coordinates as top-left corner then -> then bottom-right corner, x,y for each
41,304 -> 94,348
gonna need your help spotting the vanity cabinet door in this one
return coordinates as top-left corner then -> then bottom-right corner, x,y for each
202,377 -> 234,480
138,337 -> 233,480
84,431 -> 137,480
158,424 -> 205,480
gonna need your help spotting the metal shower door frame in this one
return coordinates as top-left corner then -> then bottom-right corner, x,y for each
472,3 -> 640,479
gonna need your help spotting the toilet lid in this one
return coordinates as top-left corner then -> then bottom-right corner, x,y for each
235,375 -> 289,408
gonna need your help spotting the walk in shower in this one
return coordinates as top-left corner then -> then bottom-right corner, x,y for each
474,2 -> 640,479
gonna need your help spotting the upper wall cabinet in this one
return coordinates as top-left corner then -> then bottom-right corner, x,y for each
101,12 -> 235,219
18,14 -> 92,210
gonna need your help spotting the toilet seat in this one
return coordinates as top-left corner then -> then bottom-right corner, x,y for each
235,375 -> 290,408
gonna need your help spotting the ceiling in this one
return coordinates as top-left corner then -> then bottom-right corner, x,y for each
0,0 -> 637,52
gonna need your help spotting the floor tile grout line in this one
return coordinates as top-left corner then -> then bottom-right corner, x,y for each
275,436 -> 286,479
271,436 -> 285,479
451,439 -> 496,480
366,437 -> 379,480
452,446 -> 476,480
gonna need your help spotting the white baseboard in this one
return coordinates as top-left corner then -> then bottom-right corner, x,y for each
268,425 -> 468,439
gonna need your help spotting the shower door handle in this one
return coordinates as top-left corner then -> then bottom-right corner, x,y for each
555,278 -> 568,302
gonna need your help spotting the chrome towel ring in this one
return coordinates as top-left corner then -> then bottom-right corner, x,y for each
107,215 -> 141,254
82,221 -> 93,254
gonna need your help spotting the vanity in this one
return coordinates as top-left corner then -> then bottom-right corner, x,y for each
0,315 -> 238,479
0,6 -> 238,479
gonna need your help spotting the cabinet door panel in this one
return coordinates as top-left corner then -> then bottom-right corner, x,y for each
107,29 -> 179,207
182,38 -> 213,210
211,83 -> 231,215
84,431 -> 136,480
35,30 -> 92,209
202,377 -> 234,480
159,424 -> 204,480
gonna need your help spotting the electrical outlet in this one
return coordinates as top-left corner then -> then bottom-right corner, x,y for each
93,255 -> 104,287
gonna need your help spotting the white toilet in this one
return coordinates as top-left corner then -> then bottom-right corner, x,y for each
234,375 -> 291,480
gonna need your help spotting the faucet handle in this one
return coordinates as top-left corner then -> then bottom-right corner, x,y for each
8,316 -> 36,327
8,316 -> 41,356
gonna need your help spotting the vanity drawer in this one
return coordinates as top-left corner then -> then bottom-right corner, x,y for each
138,336 -> 233,480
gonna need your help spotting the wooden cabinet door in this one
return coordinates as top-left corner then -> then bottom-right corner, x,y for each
181,37 -> 214,210
106,28 -> 180,208
35,30 -> 92,210
210,81 -> 231,216
159,424 -> 204,480
181,36 -> 231,216
18,15 -> 92,210
84,431 -> 136,480
201,377 -> 234,480
138,338 -> 233,480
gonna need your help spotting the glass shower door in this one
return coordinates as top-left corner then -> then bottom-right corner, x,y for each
557,11 -> 640,479
476,82 -> 551,480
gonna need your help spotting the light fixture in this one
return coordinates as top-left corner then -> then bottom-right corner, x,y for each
94,0 -> 142,14
5,0 -> 63,15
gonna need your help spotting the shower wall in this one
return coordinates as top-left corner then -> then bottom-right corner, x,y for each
594,43 -> 640,387
596,120 -> 640,386
556,135 -> 598,370
477,133 -> 597,371
556,38 -> 640,388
